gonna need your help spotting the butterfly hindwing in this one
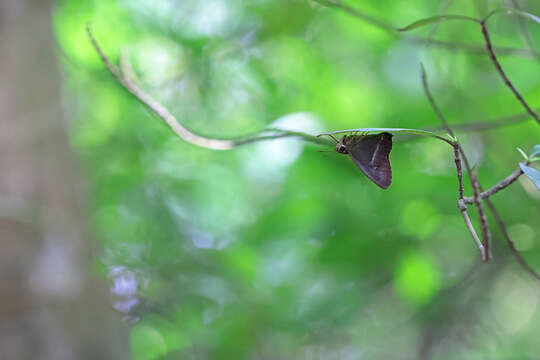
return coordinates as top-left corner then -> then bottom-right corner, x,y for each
346,133 -> 393,189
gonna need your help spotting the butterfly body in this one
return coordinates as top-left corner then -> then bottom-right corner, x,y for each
335,133 -> 393,189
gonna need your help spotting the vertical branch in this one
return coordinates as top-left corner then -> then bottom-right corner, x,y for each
420,64 -> 455,138
480,20 -> 540,125
453,144 -> 464,199
454,144 -> 487,260
421,63 -> 540,276
471,170 -> 491,260
422,65 -> 488,261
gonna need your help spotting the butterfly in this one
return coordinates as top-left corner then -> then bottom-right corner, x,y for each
325,132 -> 393,189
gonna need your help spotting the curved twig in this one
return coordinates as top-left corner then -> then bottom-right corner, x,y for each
422,65 -> 489,261
480,20 -> 540,125
421,65 -> 540,276
445,110 -> 536,132
471,170 -> 492,261
463,166 -> 523,204
86,24 -> 330,150
313,0 -> 539,59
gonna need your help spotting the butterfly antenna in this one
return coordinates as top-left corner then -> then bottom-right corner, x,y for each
318,134 -> 339,143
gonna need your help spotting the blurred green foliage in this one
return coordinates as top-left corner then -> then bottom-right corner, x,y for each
54,0 -> 540,358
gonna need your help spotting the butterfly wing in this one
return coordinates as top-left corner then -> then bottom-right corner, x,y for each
347,133 -> 393,189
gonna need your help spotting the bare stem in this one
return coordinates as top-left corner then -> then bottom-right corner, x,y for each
453,144 -> 464,199
458,201 -> 487,260
86,24 -> 328,150
313,0 -> 539,59
463,166 -> 523,204
426,108 -> 537,133
471,170 -> 491,261
422,65 -> 489,261
454,146 -> 487,260
421,65 -> 455,137
480,20 -> 540,125
421,64 -> 540,273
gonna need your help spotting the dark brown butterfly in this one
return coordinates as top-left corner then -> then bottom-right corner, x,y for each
330,132 -> 393,189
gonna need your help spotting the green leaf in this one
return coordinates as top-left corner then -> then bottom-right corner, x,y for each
519,163 -> 540,190
318,127 -> 455,145
484,8 -> 540,24
530,145 -> 540,158
517,147 -> 529,160
397,15 -> 479,32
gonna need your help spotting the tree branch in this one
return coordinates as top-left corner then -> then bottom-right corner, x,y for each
463,166 -> 523,204
313,0 -> 540,59
421,65 -> 540,275
422,65 -> 488,261
471,170 -> 492,261
444,109 -> 536,132
480,19 -> 540,125
86,24 -> 329,150
458,201 -> 487,260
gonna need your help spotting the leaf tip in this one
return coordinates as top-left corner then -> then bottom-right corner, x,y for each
517,147 -> 529,161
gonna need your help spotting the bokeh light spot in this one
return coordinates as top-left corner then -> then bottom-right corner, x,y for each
399,200 -> 441,239
394,252 -> 441,305
491,272 -> 538,334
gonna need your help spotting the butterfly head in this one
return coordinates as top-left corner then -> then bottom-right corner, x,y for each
335,136 -> 349,154
336,143 -> 348,154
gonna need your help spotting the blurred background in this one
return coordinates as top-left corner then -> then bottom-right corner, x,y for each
1,0 -> 540,359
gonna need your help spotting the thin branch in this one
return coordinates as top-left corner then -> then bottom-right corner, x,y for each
86,24 -> 329,150
396,109 -> 536,144
453,144 -> 464,199
458,201 -> 487,260
421,38 -> 539,58
313,0 -> 540,59
463,166 -> 523,204
422,65 -> 487,261
422,64 -> 540,276
471,170 -> 492,261
453,149 -> 487,263
453,141 -> 486,260
444,109 -> 536,132
454,146 -> 487,261
421,64 -> 455,138
480,20 -> 540,125
463,145 -> 540,279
